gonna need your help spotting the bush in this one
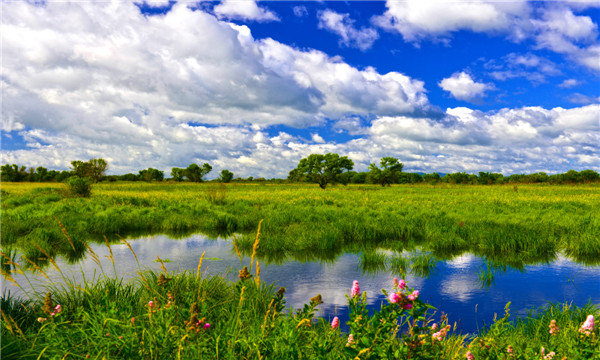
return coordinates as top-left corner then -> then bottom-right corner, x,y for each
66,176 -> 92,197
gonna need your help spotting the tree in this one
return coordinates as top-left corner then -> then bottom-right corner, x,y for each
36,167 -> 49,182
288,153 -> 354,189
185,163 -> 212,182
0,164 -> 27,182
171,167 -> 185,182
139,168 -> 164,182
367,157 -> 403,186
70,158 -> 108,183
218,169 -> 234,183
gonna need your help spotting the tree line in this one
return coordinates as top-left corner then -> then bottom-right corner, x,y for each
1,154 -> 598,187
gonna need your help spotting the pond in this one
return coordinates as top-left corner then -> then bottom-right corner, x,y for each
4,233 -> 600,334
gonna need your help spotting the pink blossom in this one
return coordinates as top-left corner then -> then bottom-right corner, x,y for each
544,352 -> 555,360
346,334 -> 354,346
131,317 -> 135,324
105,333 -> 110,337
507,345 -> 514,354
431,323 -> 438,330
148,301 -> 154,308
581,315 -> 595,330
54,304 -> 62,313
466,351 -> 475,360
204,323 -> 210,329
432,331 -> 443,341
404,303 -> 412,310
119,336 -> 123,339
351,281 -> 360,297
331,316 -> 339,329
398,279 -> 406,290
407,290 -> 419,301
37,317 -> 47,323
541,347 -> 545,356
388,293 -> 400,304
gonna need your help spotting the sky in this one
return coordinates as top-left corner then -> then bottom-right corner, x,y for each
1,0 -> 599,178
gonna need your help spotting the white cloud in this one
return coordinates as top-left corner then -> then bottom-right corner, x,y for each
214,0 -> 279,22
292,5 -> 308,18
311,133 -> 325,143
439,72 -> 494,102
317,9 -> 379,51
373,0 -> 529,43
559,79 -> 581,88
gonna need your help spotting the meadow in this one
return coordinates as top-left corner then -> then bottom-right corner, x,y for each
1,181 -> 599,271
1,181 -> 600,358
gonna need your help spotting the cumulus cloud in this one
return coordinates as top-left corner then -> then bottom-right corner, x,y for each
213,0 -> 279,22
439,72 -> 494,102
373,1 -> 599,71
317,9 -> 379,51
292,5 -> 308,18
373,0 -> 529,44
559,79 -> 581,88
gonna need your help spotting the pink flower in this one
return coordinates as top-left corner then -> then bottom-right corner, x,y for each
351,280 -> 360,297
105,333 -> 110,337
544,352 -> 555,360
393,278 -> 398,287
388,293 -> 400,304
431,323 -> 438,330
466,351 -> 475,360
507,345 -> 514,354
54,304 -> 62,313
204,323 -> 210,329
131,317 -> 135,324
540,347 -> 545,356
119,336 -> 123,339
408,290 -> 419,301
331,316 -> 339,329
148,301 -> 154,308
432,331 -> 443,341
346,334 -> 354,346
398,279 -> 406,290
581,315 -> 595,330
37,317 -> 47,323
404,303 -> 413,310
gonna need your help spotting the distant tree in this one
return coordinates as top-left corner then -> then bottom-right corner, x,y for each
36,167 -> 49,182
580,169 -> 600,183
119,173 -> 139,181
139,168 -> 164,182
423,172 -> 441,184
218,169 -> 234,183
288,153 -> 354,189
185,163 -> 212,182
70,158 -> 108,183
0,164 -> 27,182
171,167 -> 185,182
367,157 -> 403,186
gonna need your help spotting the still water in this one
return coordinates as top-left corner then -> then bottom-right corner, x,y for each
6,233 -> 600,334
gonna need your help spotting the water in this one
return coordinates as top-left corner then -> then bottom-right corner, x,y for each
4,233 -> 600,334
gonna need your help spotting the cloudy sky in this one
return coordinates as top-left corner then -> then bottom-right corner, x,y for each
1,0 -> 599,178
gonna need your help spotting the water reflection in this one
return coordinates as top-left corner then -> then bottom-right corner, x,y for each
3,233 -> 599,334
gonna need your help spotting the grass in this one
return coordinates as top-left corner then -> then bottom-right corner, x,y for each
2,182 -> 599,271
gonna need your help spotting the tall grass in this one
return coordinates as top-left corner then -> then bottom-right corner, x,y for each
2,182 -> 599,270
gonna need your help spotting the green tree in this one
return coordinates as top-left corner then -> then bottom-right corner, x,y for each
288,153 -> 354,189
66,176 -> 92,197
218,169 -> 234,183
139,168 -> 164,182
185,163 -> 212,182
0,164 -> 27,182
171,167 -> 185,182
367,157 -> 403,186
70,158 -> 108,183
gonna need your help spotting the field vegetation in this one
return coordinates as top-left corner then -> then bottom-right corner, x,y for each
1,182 -> 599,272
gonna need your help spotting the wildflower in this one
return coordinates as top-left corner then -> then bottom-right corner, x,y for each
507,345 -> 514,355
579,315 -> 594,335
346,334 -> 354,346
541,347 -> 545,356
388,292 -> 400,304
54,304 -> 62,313
466,351 -> 475,360
404,303 -> 413,310
204,323 -> 210,329
310,294 -> 323,306
148,301 -> 154,308
351,280 -> 360,297
238,266 -> 252,280
549,319 -> 560,335
119,336 -> 123,339
37,317 -> 47,323
393,278 -> 398,287
408,290 -> 419,301
398,279 -> 406,290
131,317 -> 135,325
105,333 -> 110,336
431,323 -> 438,330
42,292 -> 54,315
331,316 -> 339,329
544,352 -> 556,360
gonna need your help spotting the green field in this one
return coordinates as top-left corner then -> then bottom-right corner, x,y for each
2,182 -> 599,270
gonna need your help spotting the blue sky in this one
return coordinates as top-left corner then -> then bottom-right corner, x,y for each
1,1 -> 599,177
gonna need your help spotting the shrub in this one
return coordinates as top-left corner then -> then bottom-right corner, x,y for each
66,176 -> 92,197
